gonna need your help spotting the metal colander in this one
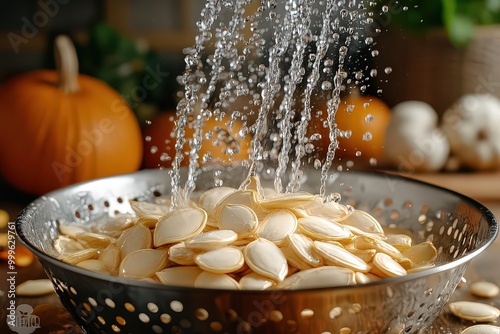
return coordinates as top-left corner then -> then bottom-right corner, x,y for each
15,167 -> 498,334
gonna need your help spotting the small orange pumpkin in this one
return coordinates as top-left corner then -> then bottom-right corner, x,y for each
0,35 -> 143,195
143,111 -> 251,169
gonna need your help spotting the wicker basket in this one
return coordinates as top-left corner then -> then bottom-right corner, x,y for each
375,25 -> 500,114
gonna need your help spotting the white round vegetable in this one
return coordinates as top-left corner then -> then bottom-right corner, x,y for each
441,94 -> 500,171
384,101 -> 450,172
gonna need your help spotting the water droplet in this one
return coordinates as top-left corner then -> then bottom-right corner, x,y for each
371,50 -> 379,57
150,146 -> 158,154
355,151 -> 362,157
362,132 -> 373,141
384,67 -> 393,74
355,71 -> 363,80
365,114 -> 374,123
365,37 -> 373,45
321,81 -> 333,90
369,158 -> 378,166
382,5 -> 389,13
370,69 -> 378,77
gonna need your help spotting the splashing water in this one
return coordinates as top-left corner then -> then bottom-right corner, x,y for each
171,0 -> 379,208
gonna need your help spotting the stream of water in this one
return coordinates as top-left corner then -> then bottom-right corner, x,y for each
170,0 -> 387,208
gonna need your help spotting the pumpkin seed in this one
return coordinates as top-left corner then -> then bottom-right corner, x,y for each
195,246 -> 244,274
449,301 -> 500,322
155,266 -> 203,286
119,249 -> 168,279
136,215 -> 161,229
313,241 -> 371,273
76,232 -> 115,249
54,235 -> 85,254
244,238 -> 288,282
185,229 -> 238,251
277,266 -> 356,289
353,236 -> 404,262
372,253 -> 407,278
59,248 -> 99,265
460,325 -> 500,334
280,245 -> 314,271
298,216 -> 352,241
286,233 -> 322,267
129,200 -> 169,217
98,244 -> 120,273
257,210 -> 297,245
213,190 -> 260,218
218,204 -> 258,237
194,271 -> 240,290
339,210 -> 384,236
305,197 -> 352,222
259,192 -> 315,210
198,186 -> 236,214
355,272 -> 381,284
154,207 -> 207,246
58,225 -> 87,238
117,224 -> 152,259
16,279 -> 54,296
384,234 -> 413,251
239,272 -> 275,290
401,241 -> 437,266
76,259 -> 111,274
168,242 -> 198,265
469,281 -> 500,298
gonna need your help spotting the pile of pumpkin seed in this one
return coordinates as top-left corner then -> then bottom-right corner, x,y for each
56,176 -> 438,290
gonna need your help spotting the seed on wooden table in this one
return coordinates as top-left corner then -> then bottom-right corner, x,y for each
449,301 -> 500,322
460,325 -> 500,334
195,246 -> 244,274
154,207 -> 207,246
257,210 -> 297,245
469,281 -> 500,298
244,238 -> 288,282
17,279 -> 54,296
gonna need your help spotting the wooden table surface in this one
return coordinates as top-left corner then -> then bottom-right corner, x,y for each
1,172 -> 499,333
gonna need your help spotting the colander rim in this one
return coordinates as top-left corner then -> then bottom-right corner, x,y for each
15,168 -> 498,294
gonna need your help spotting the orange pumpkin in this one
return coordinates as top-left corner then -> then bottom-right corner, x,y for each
143,111 -> 251,169
0,35 -> 143,195
310,90 -> 391,163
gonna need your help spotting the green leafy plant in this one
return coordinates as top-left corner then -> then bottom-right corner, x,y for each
383,0 -> 500,47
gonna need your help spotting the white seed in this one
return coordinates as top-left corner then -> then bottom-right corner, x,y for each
76,259 -> 111,274
354,236 -> 404,261
59,248 -> 99,265
155,266 -> 203,286
93,214 -> 136,238
384,234 -> 413,251
257,210 -> 297,245
277,266 -> 356,289
185,229 -> 238,250
117,224 -> 152,259
154,207 -> 207,246
280,245 -> 314,271
401,241 -> 437,266
136,215 -> 161,229
372,253 -> 407,278
98,244 -> 121,274
449,301 -> 500,322
460,325 -> 500,334
344,246 -> 377,263
119,249 -> 168,279
406,263 -> 436,273
194,271 -> 240,290
76,232 -> 115,249
298,216 -> 352,241
198,186 -> 236,214
339,210 -> 384,236
129,200 -> 169,217
305,197 -> 352,222
218,204 -> 258,237
54,235 -> 85,254
313,241 -> 371,273
239,272 -> 275,290
168,242 -> 198,265
244,238 -> 288,282
195,246 -> 244,273
58,225 -> 87,238
213,190 -> 259,217
259,192 -> 315,210
469,281 -> 500,298
16,279 -> 54,296
355,272 -> 381,284
286,234 -> 322,267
